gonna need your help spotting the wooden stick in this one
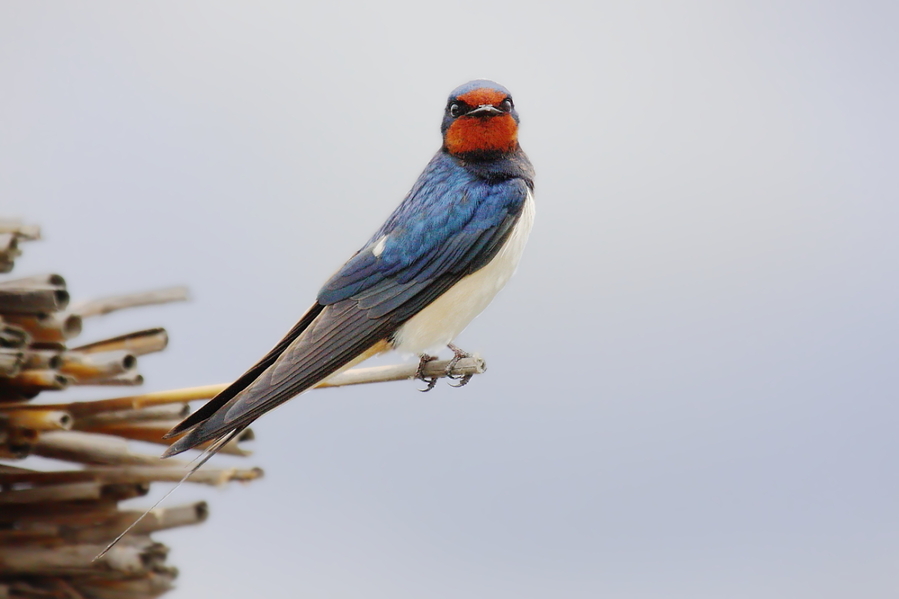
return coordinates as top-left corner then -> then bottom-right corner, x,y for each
68,327 -> 168,356
69,286 -> 189,318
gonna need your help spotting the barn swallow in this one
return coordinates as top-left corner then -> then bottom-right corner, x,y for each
163,80 -> 535,457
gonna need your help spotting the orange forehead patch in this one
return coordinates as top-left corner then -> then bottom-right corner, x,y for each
457,88 -> 508,107
445,113 -> 518,156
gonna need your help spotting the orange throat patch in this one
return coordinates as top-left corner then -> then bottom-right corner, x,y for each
445,114 -> 518,156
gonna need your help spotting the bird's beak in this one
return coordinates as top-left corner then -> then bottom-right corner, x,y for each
466,104 -> 504,117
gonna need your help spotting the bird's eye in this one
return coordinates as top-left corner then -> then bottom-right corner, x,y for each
500,98 -> 513,112
449,102 -> 462,118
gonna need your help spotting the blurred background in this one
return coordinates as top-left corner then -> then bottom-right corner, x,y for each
2,1 -> 897,597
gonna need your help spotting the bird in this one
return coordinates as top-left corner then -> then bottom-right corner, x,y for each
163,79 -> 535,458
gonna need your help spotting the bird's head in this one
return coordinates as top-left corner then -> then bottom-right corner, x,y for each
442,80 -> 520,160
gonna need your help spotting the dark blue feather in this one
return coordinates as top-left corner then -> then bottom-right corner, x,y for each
317,151 -> 532,310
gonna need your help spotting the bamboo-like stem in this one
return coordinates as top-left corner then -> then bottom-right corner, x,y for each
4,313 -> 82,343
22,349 -> 63,370
72,502 -> 210,542
0,536 -> 170,575
0,466 -> 264,487
69,327 -> 168,356
76,421 -> 253,456
0,273 -> 66,289
0,384 -> 226,414
0,501 -> 120,525
0,481 -> 106,505
0,347 -> 24,376
74,404 -> 190,428
0,233 -> 21,273
0,286 -> 70,314
0,323 -> 30,348
78,371 -> 144,386
5,409 -> 73,431
0,369 -> 71,393
59,350 -> 136,383
0,219 -> 41,240
69,286 -> 189,318
0,357 -> 487,416
31,431 -> 186,467
317,356 -> 486,388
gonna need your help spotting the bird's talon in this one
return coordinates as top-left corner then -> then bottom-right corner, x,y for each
415,354 -> 438,392
445,343 -> 471,380
450,374 -> 473,388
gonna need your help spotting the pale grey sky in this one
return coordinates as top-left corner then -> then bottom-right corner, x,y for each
2,1 -> 898,597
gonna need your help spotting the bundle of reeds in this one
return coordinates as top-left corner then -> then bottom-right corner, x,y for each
0,220 -> 262,599
0,218 -> 486,598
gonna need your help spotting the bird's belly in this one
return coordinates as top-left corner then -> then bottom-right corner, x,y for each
392,191 -> 535,355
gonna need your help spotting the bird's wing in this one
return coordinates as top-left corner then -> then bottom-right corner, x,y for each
164,175 -> 530,457
164,302 -> 325,438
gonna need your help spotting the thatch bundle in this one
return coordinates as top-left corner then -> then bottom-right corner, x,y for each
0,218 -> 486,598
0,220 -> 261,599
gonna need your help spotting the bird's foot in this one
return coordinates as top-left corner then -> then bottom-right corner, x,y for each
416,354 -> 439,392
446,343 -> 473,387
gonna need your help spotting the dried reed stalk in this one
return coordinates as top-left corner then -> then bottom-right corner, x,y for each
0,220 -> 41,240
0,348 -> 24,376
58,350 -> 136,383
0,466 -> 263,487
69,327 -> 169,356
3,313 -> 82,343
21,349 -> 62,369
0,286 -> 69,314
69,286 -> 189,318
4,409 -> 73,431
31,431 -> 185,467
80,371 -> 144,386
0,323 -> 30,348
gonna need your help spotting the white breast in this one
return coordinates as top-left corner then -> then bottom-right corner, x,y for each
392,191 -> 535,355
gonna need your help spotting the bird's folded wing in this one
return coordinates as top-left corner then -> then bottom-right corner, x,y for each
164,178 -> 530,456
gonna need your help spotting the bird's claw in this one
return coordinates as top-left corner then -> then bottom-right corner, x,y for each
445,343 -> 471,382
416,354 -> 438,392
449,374 -> 473,388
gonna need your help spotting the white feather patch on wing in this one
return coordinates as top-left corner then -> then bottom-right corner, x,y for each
392,191 -> 535,355
372,235 -> 388,257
